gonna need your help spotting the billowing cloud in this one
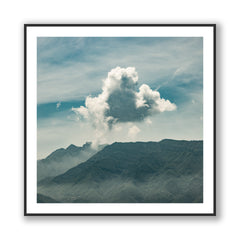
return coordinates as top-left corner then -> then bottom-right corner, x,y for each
73,66 -> 176,132
128,125 -> 140,139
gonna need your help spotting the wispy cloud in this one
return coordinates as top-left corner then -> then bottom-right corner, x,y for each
56,102 -> 61,109
37,37 -> 203,104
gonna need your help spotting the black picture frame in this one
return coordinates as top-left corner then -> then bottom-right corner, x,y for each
24,24 -> 216,216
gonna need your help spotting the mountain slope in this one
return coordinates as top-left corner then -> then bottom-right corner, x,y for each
37,142 -> 105,182
38,139 -> 203,203
53,139 -> 202,184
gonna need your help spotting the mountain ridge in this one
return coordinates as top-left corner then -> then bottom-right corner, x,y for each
38,142 -> 93,162
52,139 -> 203,184
37,141 -> 106,182
38,139 -> 203,203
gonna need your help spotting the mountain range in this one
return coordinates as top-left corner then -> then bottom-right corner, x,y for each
37,142 -> 105,182
37,139 -> 203,203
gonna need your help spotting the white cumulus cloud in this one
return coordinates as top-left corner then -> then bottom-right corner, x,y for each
73,67 -> 176,143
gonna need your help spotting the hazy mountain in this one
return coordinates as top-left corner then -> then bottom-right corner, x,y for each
37,142 -> 106,182
38,139 -> 203,203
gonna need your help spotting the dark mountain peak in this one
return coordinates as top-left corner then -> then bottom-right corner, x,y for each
66,142 -> 93,152
82,142 -> 92,150
66,144 -> 78,151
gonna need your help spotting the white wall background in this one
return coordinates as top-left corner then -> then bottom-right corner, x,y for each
0,0 -> 238,239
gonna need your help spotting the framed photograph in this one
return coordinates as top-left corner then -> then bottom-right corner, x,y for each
24,24 -> 216,215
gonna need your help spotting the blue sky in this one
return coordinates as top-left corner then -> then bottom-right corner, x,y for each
37,37 -> 203,159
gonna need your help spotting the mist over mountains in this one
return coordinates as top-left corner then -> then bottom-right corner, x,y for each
37,139 -> 203,203
37,142 -> 105,182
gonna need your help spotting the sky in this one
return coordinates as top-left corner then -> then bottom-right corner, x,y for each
37,37 -> 203,159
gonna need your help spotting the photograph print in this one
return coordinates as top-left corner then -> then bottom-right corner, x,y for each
25,25 -> 215,215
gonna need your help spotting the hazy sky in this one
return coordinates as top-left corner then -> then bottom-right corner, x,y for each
37,37 -> 203,159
